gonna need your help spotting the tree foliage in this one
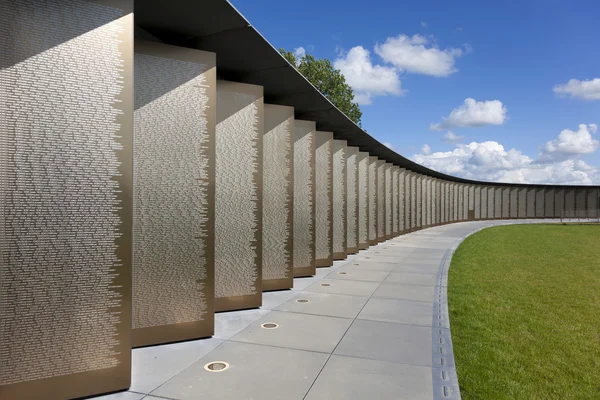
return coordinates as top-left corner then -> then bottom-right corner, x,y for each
279,48 -> 363,127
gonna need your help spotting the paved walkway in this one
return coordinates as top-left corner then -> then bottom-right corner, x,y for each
96,220 -> 559,400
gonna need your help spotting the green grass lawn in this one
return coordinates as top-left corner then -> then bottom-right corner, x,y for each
448,224 -> 600,400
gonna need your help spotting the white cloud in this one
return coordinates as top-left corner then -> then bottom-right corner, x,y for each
291,47 -> 306,67
420,21 -> 428,28
374,34 -> 466,77
540,123 -> 599,160
334,46 -> 404,105
443,131 -> 465,143
411,126 -> 600,184
430,98 -> 508,130
383,142 -> 395,150
293,46 -> 306,59
553,78 -> 600,100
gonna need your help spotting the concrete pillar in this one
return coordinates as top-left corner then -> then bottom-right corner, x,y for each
0,1 -> 133,397
293,120 -> 316,277
332,140 -> 347,260
315,131 -> 334,266
262,104 -> 294,291
346,146 -> 360,254
133,40 -> 216,346
357,152 -> 370,249
215,80 -> 263,311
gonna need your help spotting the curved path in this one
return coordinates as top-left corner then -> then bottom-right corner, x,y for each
97,220 -> 563,400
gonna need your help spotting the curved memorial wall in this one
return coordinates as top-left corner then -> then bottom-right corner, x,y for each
1,0 -> 599,398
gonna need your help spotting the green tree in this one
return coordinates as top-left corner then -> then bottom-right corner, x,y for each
279,48 -> 363,127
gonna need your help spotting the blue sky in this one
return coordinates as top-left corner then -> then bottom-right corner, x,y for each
231,0 -> 600,184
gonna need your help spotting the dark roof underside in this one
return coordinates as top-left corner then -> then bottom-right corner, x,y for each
133,0 -> 594,188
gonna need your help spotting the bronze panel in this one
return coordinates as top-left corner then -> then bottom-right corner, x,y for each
535,188 -> 546,218
545,188 -> 555,217
357,152 -> 370,250
214,80 -> 263,311
132,40 -> 216,348
332,140 -> 348,259
0,1 -> 133,398
262,104 -> 294,290
376,160 -> 386,241
315,131 -> 333,266
293,120 -> 316,277
368,156 -> 378,245
555,188 -> 565,217
391,166 -> 399,236
346,146 -> 360,253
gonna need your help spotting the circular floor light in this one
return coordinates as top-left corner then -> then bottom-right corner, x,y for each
261,322 -> 279,329
296,299 -> 310,303
204,361 -> 230,372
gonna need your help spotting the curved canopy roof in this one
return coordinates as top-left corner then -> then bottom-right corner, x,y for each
134,0 -> 593,188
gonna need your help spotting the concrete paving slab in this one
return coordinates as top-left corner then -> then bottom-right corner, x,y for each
324,267 -> 390,282
373,282 -> 435,303
305,278 -> 380,297
392,264 -> 439,274
260,289 -> 298,310
344,259 -> 398,271
304,355 -> 432,400
334,319 -> 432,367
275,291 -> 369,319
152,341 -> 328,400
357,297 -> 433,326
230,310 -> 352,353
385,272 -> 438,286
92,392 -> 146,400
130,338 -> 223,394
213,309 -> 270,340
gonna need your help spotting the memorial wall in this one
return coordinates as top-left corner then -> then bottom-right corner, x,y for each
262,104 -> 294,290
376,160 -> 386,241
315,131 -> 334,267
332,140 -> 348,260
0,1 -> 133,398
368,156 -> 378,244
293,120 -> 316,277
214,80 -> 263,311
3,2 -> 600,399
132,40 -> 215,346
357,152 -> 370,249
346,146 -> 359,253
